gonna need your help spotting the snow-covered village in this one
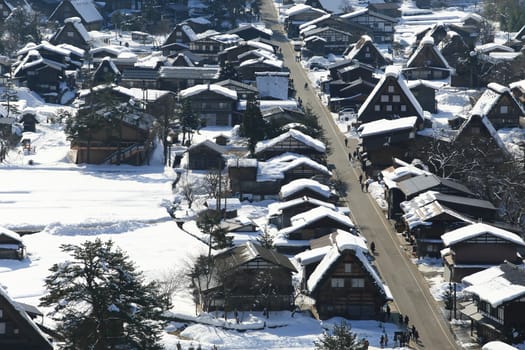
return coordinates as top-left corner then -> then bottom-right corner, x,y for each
1,0 -> 525,349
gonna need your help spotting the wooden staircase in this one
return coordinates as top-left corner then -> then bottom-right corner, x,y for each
102,143 -> 145,165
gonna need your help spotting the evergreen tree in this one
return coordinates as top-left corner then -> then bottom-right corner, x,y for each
178,98 -> 200,146
2,7 -> 40,55
40,239 -> 168,350
0,80 -> 19,117
314,321 -> 366,350
240,97 -> 266,155
256,227 -> 274,249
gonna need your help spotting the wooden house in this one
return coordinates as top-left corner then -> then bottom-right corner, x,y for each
120,68 -> 159,89
461,262 -> 525,343
386,173 -> 476,219
215,79 -> 259,101
236,57 -> 283,82
448,22 -> 480,49
68,98 -> 154,165
284,4 -> 327,38
19,111 -> 39,133
469,83 -> 525,129
441,223 -> 525,282
455,114 -> 510,157
402,36 -> 452,80
367,2 -> 401,19
340,9 -> 397,44
400,191 -> 498,258
407,80 -> 440,113
254,129 -> 325,162
90,46 -> 138,72
327,78 -> 378,113
189,32 -> 241,64
92,57 -> 120,85
358,116 -> 418,166
295,230 -> 393,319
509,79 -> 525,110
439,32 -> 470,85
301,27 -> 357,55
226,24 -> 272,41
178,84 -> 237,127
49,0 -> 103,31
187,139 -> 225,170
159,66 -> 220,92
261,106 -> 305,127
413,23 -> 448,48
0,286 -> 53,350
218,40 -> 275,66
200,242 -> 296,311
103,0 -> 144,11
227,158 -> 281,198
298,14 -> 369,44
357,66 -> 425,127
0,227 -> 25,260
303,36 -> 326,57
12,50 -> 66,103
402,201 -> 473,258
163,21 -> 208,49
268,196 -> 336,229
49,16 -> 91,51
344,35 -> 390,69
275,206 -> 355,253
171,52 -> 195,67
279,178 -> 338,203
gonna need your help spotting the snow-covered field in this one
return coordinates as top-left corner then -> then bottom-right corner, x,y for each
0,98 -> 409,349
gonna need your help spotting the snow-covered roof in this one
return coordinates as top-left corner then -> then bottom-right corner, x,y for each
280,178 -> 332,199
462,262 -> 525,308
295,245 -> 332,266
188,139 -> 226,154
267,196 -> 336,217
299,13 -> 331,30
0,227 -> 23,243
13,50 -> 67,77
246,40 -> 274,53
475,43 -> 514,54
278,206 -> 353,238
470,85 -> 503,116
239,57 -> 283,69
237,99 -> 299,111
90,45 -> 129,57
255,129 -> 326,154
305,230 -> 392,300
358,66 -> 424,120
482,341 -> 519,350
406,35 -> 450,69
0,286 -> 52,348
406,79 -> 445,90
69,0 -> 103,23
401,199 -> 474,230
285,4 -> 326,17
441,223 -> 525,247
179,84 -> 237,100
56,43 -> 85,57
488,52 -> 522,61
181,24 -> 197,41
17,41 -> 70,57
64,16 -> 91,42
358,116 -> 418,137
257,153 -> 331,182
205,198 -> 242,211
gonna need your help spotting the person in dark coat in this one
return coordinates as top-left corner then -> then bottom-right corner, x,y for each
404,315 -> 409,327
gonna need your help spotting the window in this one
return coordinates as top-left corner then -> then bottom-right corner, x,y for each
386,105 -> 392,112
388,85 -> 395,93
380,95 -> 389,102
400,105 -> 407,112
13,328 -> 19,335
176,31 -> 182,37
392,95 -> 400,102
344,263 -> 352,273
67,31 -> 74,37
0,322 -> 5,334
374,105 -> 381,111
331,278 -> 345,288
365,53 -> 371,58
351,278 -> 365,288
0,309 -> 2,318
500,106 -> 509,114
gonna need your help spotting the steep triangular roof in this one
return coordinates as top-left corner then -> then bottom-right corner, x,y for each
214,241 -> 296,271
50,0 -> 102,25
357,66 -> 424,123
0,286 -> 53,350
470,82 -> 525,117
254,129 -> 326,155
455,114 -> 509,154
188,139 -> 225,155
344,35 -> 389,67
406,35 -> 450,69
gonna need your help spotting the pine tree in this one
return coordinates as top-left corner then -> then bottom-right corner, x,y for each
240,97 -> 266,155
178,98 -> 200,146
256,227 -> 274,249
314,321 -> 366,350
40,239 -> 168,350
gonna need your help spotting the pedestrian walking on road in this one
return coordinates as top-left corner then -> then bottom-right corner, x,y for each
360,182 -> 365,192
404,315 -> 409,327
380,335 -> 384,348
386,304 -> 391,320
353,149 -> 358,159
398,314 -> 403,324
348,152 -> 352,162
414,329 -> 419,343
344,137 -> 348,147
359,174 -> 363,184
370,241 -> 376,254
365,177 -> 371,192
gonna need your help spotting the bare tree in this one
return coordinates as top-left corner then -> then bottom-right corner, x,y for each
179,178 -> 196,208
157,266 -> 190,309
